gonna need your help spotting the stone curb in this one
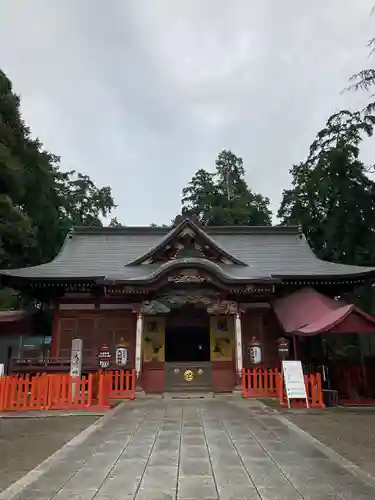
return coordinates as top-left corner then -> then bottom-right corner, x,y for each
0,411 -> 107,419
0,401 -> 127,500
254,400 -> 375,490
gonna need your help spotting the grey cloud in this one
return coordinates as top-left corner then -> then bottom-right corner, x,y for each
0,0 -> 374,225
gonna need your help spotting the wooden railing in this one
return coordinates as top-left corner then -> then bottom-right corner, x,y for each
98,370 -> 136,405
242,368 -> 325,408
9,349 -> 98,374
0,369 -> 136,412
277,371 -> 325,408
242,367 -> 279,397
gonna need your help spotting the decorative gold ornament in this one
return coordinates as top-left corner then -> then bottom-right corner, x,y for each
183,369 -> 194,382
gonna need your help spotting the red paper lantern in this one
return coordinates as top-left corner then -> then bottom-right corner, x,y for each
98,344 -> 111,370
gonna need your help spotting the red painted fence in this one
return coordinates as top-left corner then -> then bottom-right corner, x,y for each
0,370 -> 136,412
242,368 -> 279,397
277,372 -> 325,408
242,368 -> 325,408
97,370 -> 136,409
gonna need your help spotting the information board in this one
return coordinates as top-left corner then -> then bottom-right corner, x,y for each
282,360 -> 309,408
0,363 -> 4,377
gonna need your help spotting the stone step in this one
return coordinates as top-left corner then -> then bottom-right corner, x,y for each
163,392 -> 215,400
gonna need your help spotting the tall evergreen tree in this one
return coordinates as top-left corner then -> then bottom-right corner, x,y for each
181,150 -> 272,226
0,70 -> 36,268
278,110 -> 375,266
0,69 -> 117,306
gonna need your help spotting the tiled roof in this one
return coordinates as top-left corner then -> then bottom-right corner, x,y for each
1,220 -> 374,282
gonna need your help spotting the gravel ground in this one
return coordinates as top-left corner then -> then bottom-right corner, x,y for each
285,408 -> 375,479
0,415 -> 99,493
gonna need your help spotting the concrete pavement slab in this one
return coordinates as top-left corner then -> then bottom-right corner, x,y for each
3,398 -> 375,500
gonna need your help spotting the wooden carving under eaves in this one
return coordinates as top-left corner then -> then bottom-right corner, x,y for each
147,226 -> 234,265
207,301 -> 238,315
168,268 -> 207,284
156,287 -> 221,308
140,300 -> 171,315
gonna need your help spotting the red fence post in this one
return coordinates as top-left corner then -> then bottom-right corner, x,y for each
0,371 -> 135,413
131,369 -> 135,400
242,367 -> 280,398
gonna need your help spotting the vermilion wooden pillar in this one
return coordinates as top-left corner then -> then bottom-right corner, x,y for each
51,309 -> 60,357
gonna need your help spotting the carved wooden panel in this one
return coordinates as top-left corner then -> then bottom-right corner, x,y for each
210,316 -> 234,362
168,268 -> 207,284
207,301 -> 237,315
143,316 -> 165,363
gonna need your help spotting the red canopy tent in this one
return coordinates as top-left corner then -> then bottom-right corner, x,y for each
273,287 -> 375,336
273,288 -> 375,404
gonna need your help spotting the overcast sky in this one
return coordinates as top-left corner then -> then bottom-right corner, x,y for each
1,1 -> 374,226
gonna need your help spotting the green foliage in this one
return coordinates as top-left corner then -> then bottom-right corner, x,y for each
347,9 -> 375,114
0,288 -> 20,310
0,69 -> 116,307
181,150 -> 272,226
278,110 -> 375,267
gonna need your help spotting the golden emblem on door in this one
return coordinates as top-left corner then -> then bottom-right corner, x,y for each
183,369 -> 194,382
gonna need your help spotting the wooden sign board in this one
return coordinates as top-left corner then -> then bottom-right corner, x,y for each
70,339 -> 83,399
282,360 -> 309,408
70,339 -> 83,378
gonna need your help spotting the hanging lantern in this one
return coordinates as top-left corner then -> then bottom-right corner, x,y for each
98,344 -> 111,370
115,337 -> 128,367
248,337 -> 262,365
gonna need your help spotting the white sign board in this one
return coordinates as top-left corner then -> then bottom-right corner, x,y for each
282,360 -> 309,408
0,363 -> 4,377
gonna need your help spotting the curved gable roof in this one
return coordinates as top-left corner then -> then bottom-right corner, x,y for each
1,221 -> 375,283
127,218 -> 246,266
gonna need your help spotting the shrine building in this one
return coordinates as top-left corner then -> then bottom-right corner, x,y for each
2,216 -> 375,397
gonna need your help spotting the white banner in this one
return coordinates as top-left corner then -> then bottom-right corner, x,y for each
282,360 -> 309,408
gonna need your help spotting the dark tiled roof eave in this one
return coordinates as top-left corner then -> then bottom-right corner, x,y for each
1,219 -> 375,284
100,259 -> 279,285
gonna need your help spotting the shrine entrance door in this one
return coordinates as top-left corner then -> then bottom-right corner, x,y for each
164,305 -> 212,391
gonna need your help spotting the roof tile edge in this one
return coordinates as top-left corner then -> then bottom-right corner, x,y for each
71,224 -> 300,235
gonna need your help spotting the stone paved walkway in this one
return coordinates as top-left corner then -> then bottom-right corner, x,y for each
6,398 -> 375,500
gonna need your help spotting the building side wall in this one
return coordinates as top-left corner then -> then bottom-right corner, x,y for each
0,318 -> 35,370
56,308 -> 137,369
241,308 -> 283,368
